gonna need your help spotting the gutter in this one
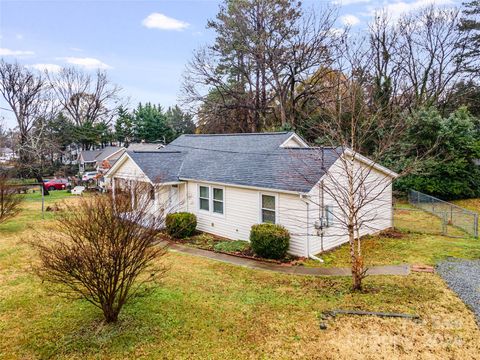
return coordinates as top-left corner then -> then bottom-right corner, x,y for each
302,195 -> 324,263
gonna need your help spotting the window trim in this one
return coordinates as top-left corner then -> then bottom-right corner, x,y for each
212,187 -> 224,215
325,204 -> 334,227
197,184 -> 225,217
259,192 -> 278,224
198,185 -> 210,212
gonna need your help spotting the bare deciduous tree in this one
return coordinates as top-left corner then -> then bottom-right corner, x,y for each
297,33 -> 438,291
0,60 -> 49,163
0,61 -> 58,189
370,7 -> 472,113
182,1 -> 340,132
32,183 -> 169,323
48,67 -> 122,126
0,172 -> 23,224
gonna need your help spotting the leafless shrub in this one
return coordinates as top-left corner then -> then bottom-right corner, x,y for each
0,173 -> 23,224
32,183 -> 169,323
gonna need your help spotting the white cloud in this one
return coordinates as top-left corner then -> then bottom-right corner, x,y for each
333,0 -> 371,5
62,57 -> 112,70
372,0 -> 453,20
70,47 -> 83,52
142,13 -> 189,31
341,14 -> 361,26
0,48 -> 34,57
29,63 -> 62,73
15,34 -> 24,40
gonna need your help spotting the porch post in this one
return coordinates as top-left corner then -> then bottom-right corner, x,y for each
130,180 -> 135,209
112,177 -> 116,199
153,184 -> 158,216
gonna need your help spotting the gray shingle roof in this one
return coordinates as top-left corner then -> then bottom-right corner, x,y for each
124,132 -> 340,193
81,150 -> 102,162
97,146 -> 124,160
81,147 -> 124,163
128,151 -> 186,183
168,132 -> 294,153
127,143 -> 164,151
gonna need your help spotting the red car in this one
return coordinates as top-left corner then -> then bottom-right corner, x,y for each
43,178 -> 70,191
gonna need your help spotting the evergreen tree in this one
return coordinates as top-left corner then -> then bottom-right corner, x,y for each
74,121 -> 101,150
96,121 -> 115,147
165,105 -> 196,138
115,106 -> 134,146
133,103 -> 174,143
459,0 -> 480,73
393,107 -> 480,199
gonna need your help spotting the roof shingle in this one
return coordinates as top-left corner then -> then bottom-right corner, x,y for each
123,132 -> 340,193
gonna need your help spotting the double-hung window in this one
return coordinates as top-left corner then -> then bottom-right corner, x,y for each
213,188 -> 224,214
199,186 -> 210,211
261,194 -> 276,224
199,185 -> 224,215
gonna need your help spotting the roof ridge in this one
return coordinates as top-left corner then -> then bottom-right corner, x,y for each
284,146 -> 338,150
182,131 -> 290,137
131,150 -> 182,154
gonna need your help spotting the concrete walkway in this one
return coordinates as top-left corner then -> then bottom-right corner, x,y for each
168,243 -> 410,277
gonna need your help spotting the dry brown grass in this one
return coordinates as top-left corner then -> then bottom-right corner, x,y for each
0,193 -> 479,359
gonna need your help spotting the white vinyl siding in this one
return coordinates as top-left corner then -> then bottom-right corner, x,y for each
306,158 -> 394,255
325,205 -> 334,227
185,182 -> 307,256
109,153 -> 395,257
111,156 -> 149,182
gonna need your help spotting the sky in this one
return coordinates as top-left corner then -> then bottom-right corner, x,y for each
0,0 -> 459,128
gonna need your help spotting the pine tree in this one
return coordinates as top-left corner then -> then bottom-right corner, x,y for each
133,103 -> 174,144
115,106 -> 134,146
459,1 -> 480,73
165,105 -> 196,138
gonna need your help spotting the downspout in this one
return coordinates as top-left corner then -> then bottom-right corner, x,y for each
320,179 -> 325,253
302,195 -> 324,263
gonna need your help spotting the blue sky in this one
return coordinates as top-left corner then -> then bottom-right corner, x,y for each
0,0 -> 458,128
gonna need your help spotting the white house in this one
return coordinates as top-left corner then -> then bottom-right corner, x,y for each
78,146 -> 125,174
78,143 -> 165,174
0,147 -> 15,163
105,132 -> 397,257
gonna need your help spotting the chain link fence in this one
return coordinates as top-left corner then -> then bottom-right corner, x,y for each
404,190 -> 478,238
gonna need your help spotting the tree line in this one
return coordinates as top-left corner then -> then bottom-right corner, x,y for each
0,64 -> 195,179
0,0 -> 479,199
182,0 -> 480,200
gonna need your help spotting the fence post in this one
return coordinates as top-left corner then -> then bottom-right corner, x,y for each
442,212 -> 447,236
475,214 -> 478,239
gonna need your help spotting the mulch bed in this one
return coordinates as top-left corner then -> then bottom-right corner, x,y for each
166,231 -> 302,266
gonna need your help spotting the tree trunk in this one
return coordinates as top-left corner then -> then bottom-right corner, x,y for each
103,306 -> 119,323
35,174 -> 49,196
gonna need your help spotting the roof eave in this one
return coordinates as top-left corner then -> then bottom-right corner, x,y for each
178,177 -> 308,195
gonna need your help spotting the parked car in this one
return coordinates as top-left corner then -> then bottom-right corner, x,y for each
43,178 -> 70,191
82,171 -> 97,181
82,171 -> 98,182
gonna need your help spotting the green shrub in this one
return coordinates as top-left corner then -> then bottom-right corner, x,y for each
165,212 -> 197,239
214,240 -> 249,253
249,223 -> 290,259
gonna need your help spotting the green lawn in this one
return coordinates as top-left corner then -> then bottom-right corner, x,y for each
303,205 -> 480,268
0,190 -> 72,234
308,232 -> 480,268
0,196 -> 480,358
